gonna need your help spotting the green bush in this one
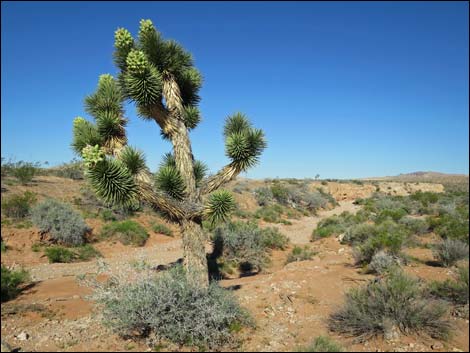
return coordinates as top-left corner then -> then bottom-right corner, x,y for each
100,220 -> 149,246
11,161 -> 39,184
286,246 -> 315,264
312,216 -> 345,239
260,227 -> 289,250
341,223 -> 376,245
375,207 -> 408,223
75,244 -> 102,261
353,221 -> 408,265
432,214 -> 469,244
298,336 -> 344,352
31,199 -> 89,245
152,222 -> 173,236
53,159 -> 84,180
399,217 -> 430,235
254,204 -> 284,223
97,266 -> 251,349
1,241 -> 6,252
427,266 -> 469,305
1,265 -> 30,302
410,191 -> 439,206
1,191 -> 37,219
99,209 -> 117,222
329,269 -> 451,341
271,182 -> 289,204
433,239 -> 469,267
367,251 -> 401,275
45,246 -> 76,263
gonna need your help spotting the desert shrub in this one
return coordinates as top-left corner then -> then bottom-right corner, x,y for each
313,216 -> 345,239
152,222 -> 173,236
329,269 -> 451,341
254,187 -> 273,206
410,191 -> 439,206
95,266 -> 251,349
1,191 -> 37,219
53,159 -> 84,180
432,214 -> 469,244
11,161 -> 39,184
427,266 -> 469,306
1,265 -> 30,302
45,246 -> 76,263
399,217 -> 430,235
99,209 -> 117,222
321,181 -> 328,186
260,227 -> 289,250
254,204 -> 284,223
212,221 -> 269,272
286,246 -> 315,264
375,207 -> 408,223
298,336 -> 344,352
100,220 -> 149,246
433,239 -> 469,267
353,221 -> 408,265
76,244 -> 102,261
1,241 -> 6,252
31,199 -> 89,246
271,182 -> 289,205
342,223 -> 376,245
368,251 -> 401,274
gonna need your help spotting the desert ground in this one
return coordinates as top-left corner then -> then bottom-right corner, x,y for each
1,172 -> 468,352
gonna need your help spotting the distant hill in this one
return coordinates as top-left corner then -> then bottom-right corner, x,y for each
364,171 -> 469,191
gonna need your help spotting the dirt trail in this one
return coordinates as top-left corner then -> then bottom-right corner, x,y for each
261,200 -> 360,244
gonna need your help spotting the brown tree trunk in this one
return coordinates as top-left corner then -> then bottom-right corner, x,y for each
181,219 -> 209,288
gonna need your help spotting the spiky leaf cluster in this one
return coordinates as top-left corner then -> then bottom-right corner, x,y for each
72,117 -> 103,155
119,146 -> 147,176
204,190 -> 236,225
224,113 -> 267,171
155,165 -> 186,200
183,105 -> 201,130
114,19 -> 203,125
86,158 -> 138,206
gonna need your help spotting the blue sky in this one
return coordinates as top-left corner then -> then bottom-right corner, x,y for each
2,1 -> 469,179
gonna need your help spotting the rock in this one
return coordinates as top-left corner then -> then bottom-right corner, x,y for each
409,343 -> 415,348
431,342 -> 444,350
452,349 -> 463,352
16,331 -> 29,341
338,247 -> 345,254
337,233 -> 346,243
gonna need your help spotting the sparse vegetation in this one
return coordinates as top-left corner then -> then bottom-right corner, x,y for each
45,246 -> 76,263
298,336 -> 344,352
1,265 -> 30,302
286,246 -> 315,264
100,220 -> 149,246
11,161 -> 40,184
433,239 -> 469,267
427,266 -> 469,306
151,222 -> 173,236
1,191 -> 37,219
329,269 -> 451,341
31,199 -> 90,245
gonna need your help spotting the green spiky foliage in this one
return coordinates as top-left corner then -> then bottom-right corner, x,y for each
205,190 -> 236,226
155,165 -> 186,201
71,117 -> 103,155
224,113 -> 266,171
119,146 -> 147,176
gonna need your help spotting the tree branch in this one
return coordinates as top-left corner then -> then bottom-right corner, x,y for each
199,162 -> 241,195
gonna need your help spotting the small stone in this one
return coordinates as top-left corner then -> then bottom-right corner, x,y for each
16,332 -> 29,341
431,342 -> 444,350
338,248 -> 345,254
409,343 -> 415,348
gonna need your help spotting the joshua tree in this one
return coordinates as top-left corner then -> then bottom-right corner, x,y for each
71,20 -> 266,287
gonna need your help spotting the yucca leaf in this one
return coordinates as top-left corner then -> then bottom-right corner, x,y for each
223,113 -> 252,137
71,117 -> 103,155
86,158 -> 138,206
155,165 -> 186,200
85,74 -> 124,119
119,146 -> 148,176
193,160 -> 208,186
183,105 -> 201,129
204,190 -> 235,225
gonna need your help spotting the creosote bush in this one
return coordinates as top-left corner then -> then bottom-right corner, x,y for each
427,266 -> 469,306
433,239 -> 469,267
92,266 -> 251,349
100,220 -> 149,246
1,191 -> 37,219
31,199 -> 89,245
329,269 -> 451,341
1,265 -> 30,302
298,336 -> 344,352
286,246 -> 315,264
211,221 -> 288,274
11,161 -> 40,184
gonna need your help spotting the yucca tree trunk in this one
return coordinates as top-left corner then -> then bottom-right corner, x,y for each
181,219 -> 209,287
